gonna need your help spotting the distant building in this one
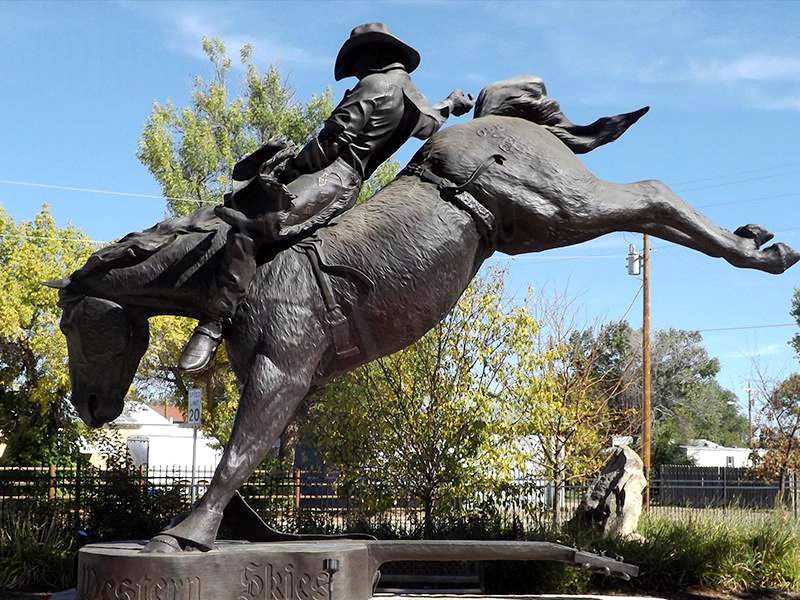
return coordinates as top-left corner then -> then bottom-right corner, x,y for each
679,438 -> 753,468
148,404 -> 186,425
81,402 -> 222,471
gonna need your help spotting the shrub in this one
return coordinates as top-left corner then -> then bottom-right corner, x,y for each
0,503 -> 75,592
84,435 -> 187,541
583,513 -> 800,594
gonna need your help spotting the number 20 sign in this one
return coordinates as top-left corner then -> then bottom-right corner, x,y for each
187,388 -> 202,427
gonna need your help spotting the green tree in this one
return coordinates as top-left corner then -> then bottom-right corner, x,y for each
135,38 -> 398,447
593,323 -> 748,449
138,38 -> 334,217
0,206 -> 94,464
305,271 -> 535,536
506,293 -> 631,525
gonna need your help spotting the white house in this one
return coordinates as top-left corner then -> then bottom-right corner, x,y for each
83,402 -> 222,471
679,438 -> 753,468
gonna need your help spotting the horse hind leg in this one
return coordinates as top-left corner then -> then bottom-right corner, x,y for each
599,179 -> 799,274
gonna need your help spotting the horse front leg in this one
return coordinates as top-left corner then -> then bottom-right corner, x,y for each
599,179 -> 799,274
142,349 -> 320,552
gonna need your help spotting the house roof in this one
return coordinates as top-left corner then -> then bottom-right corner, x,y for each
109,402 -> 174,428
681,438 -> 751,452
148,404 -> 186,423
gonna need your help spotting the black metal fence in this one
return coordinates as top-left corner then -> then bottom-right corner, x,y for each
0,464 -> 797,535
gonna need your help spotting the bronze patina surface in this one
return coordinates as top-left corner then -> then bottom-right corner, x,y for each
51,22 -> 798,562
77,540 -> 638,600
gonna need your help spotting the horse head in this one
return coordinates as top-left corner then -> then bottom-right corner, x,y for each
52,282 -> 150,427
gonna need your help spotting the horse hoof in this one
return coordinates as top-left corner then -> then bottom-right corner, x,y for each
735,224 -> 774,248
762,243 -> 800,274
141,534 -> 183,554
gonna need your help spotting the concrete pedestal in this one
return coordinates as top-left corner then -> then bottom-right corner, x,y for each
77,540 -> 638,600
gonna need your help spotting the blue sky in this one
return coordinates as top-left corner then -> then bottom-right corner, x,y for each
1,0 -> 799,413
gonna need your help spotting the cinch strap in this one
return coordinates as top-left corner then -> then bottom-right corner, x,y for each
401,154 -> 503,246
297,241 -> 365,360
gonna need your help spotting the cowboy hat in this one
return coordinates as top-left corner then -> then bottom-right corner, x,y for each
334,23 -> 420,81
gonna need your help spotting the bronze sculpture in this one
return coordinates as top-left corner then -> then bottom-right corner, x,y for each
50,26 -> 798,558
179,23 -> 474,373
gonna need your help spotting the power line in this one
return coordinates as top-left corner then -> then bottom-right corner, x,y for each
675,169 -> 800,194
1,158 -> 799,209
696,192 -> 800,209
619,283 -> 643,322
670,160 -> 800,187
698,323 -> 796,333
0,179 -> 218,205
3,232 -> 794,336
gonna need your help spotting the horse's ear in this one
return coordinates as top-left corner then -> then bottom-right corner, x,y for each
42,278 -> 71,289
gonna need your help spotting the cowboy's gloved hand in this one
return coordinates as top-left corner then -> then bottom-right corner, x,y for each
446,90 -> 475,117
215,206 -> 280,241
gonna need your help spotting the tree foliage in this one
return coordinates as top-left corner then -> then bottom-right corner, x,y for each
306,271 -> 529,534
505,292 -> 633,525
792,288 -> 800,359
593,322 -> 748,450
306,276 -> 625,533
136,38 -> 398,446
138,38 -> 334,218
0,206 -> 94,464
752,374 -> 800,497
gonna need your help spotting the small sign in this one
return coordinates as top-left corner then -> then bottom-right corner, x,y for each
187,388 -> 202,426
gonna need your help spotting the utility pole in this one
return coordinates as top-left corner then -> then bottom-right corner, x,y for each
744,384 -> 754,445
627,235 -> 652,508
642,234 -> 652,507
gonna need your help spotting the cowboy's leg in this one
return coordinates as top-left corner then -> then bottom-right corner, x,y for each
278,158 -> 362,237
179,229 -> 257,372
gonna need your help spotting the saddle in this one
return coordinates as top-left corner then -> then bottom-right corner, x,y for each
226,140 -> 375,361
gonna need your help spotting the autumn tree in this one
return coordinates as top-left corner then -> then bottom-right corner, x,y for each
792,288 -> 799,358
0,206 -> 95,463
752,374 -> 800,503
305,270 -> 535,536
135,38 -> 397,447
749,291 -> 800,502
505,291 -> 633,526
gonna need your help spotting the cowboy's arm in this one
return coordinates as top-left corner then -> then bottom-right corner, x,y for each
289,79 -> 385,175
411,89 -> 476,140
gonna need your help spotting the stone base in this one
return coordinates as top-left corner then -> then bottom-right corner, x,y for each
77,540 -> 638,600
78,540 -> 371,600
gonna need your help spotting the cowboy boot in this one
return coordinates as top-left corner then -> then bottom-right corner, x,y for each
179,231 -> 257,373
179,321 -> 224,373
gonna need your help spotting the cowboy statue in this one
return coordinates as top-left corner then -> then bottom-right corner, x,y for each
178,23 -> 475,372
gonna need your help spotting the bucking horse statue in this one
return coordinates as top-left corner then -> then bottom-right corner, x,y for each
50,76 -> 798,555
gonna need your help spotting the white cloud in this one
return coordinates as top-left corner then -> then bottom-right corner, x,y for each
177,12 -> 327,69
123,2 -> 326,70
485,1 -> 800,112
689,54 -> 800,84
